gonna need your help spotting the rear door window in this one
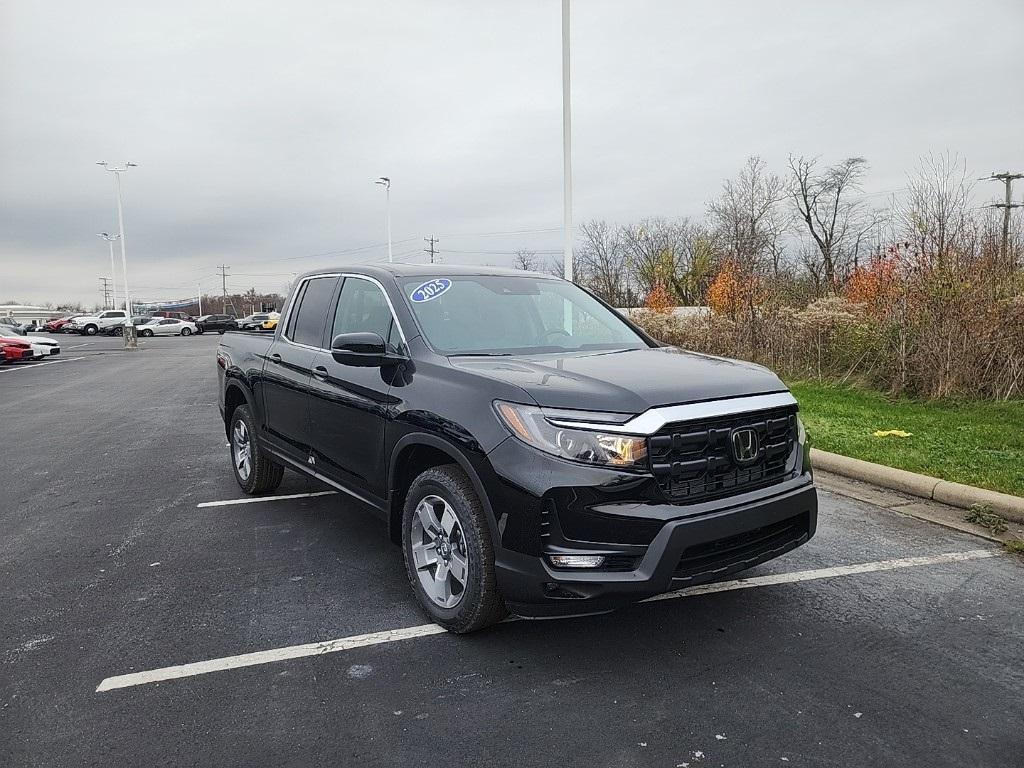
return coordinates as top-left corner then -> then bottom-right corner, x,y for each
287,276 -> 340,348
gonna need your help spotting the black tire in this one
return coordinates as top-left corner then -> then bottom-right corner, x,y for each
141,329 -> 153,337
217,329 -> 226,335
402,464 -> 506,633
84,324 -> 98,336
181,327 -> 192,336
228,404 -> 284,494
195,326 -> 204,334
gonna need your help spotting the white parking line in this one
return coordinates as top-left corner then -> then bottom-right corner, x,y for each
95,548 -> 999,692
196,490 -> 337,508
0,356 -> 85,373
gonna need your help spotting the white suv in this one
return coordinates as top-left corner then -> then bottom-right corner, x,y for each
67,310 -> 128,335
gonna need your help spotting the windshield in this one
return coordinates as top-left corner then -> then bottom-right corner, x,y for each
400,275 -> 649,355
0,325 -> 25,336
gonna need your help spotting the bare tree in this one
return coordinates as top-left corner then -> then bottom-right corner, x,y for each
576,220 -> 633,305
788,155 -> 869,289
547,250 -> 582,282
708,156 -> 788,276
621,217 -> 708,303
894,152 -> 973,270
513,249 -> 539,271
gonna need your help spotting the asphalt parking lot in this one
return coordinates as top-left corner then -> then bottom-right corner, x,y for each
2,333 -> 1022,767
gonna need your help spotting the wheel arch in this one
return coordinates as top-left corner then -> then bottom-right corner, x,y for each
388,433 -> 498,546
223,379 -> 255,441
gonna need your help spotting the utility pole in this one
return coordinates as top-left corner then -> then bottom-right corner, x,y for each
424,236 -> 439,264
99,277 -> 112,309
198,285 -> 203,316
97,233 -> 120,310
980,172 -> 1023,268
217,265 -> 230,313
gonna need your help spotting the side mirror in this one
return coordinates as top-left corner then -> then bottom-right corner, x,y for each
331,332 -> 402,367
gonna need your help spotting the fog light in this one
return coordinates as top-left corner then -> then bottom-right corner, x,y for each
548,554 -> 605,569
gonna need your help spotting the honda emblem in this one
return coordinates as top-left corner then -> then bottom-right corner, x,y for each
731,428 -> 760,464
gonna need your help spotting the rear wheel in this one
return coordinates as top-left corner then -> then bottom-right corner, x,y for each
229,405 -> 284,494
402,465 -> 506,633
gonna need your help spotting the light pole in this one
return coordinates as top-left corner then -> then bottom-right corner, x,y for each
97,161 -> 138,347
375,176 -> 393,263
97,233 -> 120,310
561,0 -> 573,284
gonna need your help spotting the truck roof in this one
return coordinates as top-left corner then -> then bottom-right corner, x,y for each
296,263 -> 555,283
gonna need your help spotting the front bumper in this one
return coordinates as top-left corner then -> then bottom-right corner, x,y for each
496,479 -> 817,617
479,429 -> 817,618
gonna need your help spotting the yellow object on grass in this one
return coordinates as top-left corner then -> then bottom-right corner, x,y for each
873,429 -> 913,438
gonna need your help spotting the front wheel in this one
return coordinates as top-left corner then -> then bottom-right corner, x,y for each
402,465 -> 506,633
84,324 -> 98,336
229,405 -> 284,494
181,327 -> 192,336
141,329 -> 153,337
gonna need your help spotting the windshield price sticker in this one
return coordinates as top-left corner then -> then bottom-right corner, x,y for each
410,278 -> 452,303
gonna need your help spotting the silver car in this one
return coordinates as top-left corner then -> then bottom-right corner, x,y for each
136,318 -> 198,337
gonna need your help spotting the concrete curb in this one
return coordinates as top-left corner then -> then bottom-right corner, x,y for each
810,448 -> 1024,524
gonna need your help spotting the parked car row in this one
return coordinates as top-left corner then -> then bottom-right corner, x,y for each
0,322 -> 61,365
28,311 -> 282,337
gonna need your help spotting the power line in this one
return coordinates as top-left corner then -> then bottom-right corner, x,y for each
980,172 -> 1023,269
424,236 -> 440,264
435,226 -> 564,238
442,248 -> 562,255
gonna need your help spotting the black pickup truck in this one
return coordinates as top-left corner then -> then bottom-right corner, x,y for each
216,265 -> 817,632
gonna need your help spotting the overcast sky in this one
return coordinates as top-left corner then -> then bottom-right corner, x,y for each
1,0 -> 1021,307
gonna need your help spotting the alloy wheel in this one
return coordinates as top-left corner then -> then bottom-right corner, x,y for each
232,419 -> 252,481
410,495 -> 469,608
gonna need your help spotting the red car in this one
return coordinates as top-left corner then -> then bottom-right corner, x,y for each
0,338 -> 34,364
42,315 -> 84,333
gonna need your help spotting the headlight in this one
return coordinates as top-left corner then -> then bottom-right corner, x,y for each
493,401 -> 647,468
797,415 -> 807,445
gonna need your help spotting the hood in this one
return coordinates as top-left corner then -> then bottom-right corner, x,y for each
27,335 -> 59,345
448,346 -> 787,414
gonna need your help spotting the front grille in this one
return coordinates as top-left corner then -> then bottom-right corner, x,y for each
648,406 -> 798,503
674,512 -> 809,582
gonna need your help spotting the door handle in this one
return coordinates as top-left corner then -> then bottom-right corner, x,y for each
269,353 -> 282,364
312,365 -> 329,381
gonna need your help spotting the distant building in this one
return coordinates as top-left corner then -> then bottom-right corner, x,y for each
0,304 -> 58,326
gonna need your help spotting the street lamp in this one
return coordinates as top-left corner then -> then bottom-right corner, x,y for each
375,176 -> 392,263
97,233 -> 120,310
97,161 -> 138,347
561,0 -> 573,284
